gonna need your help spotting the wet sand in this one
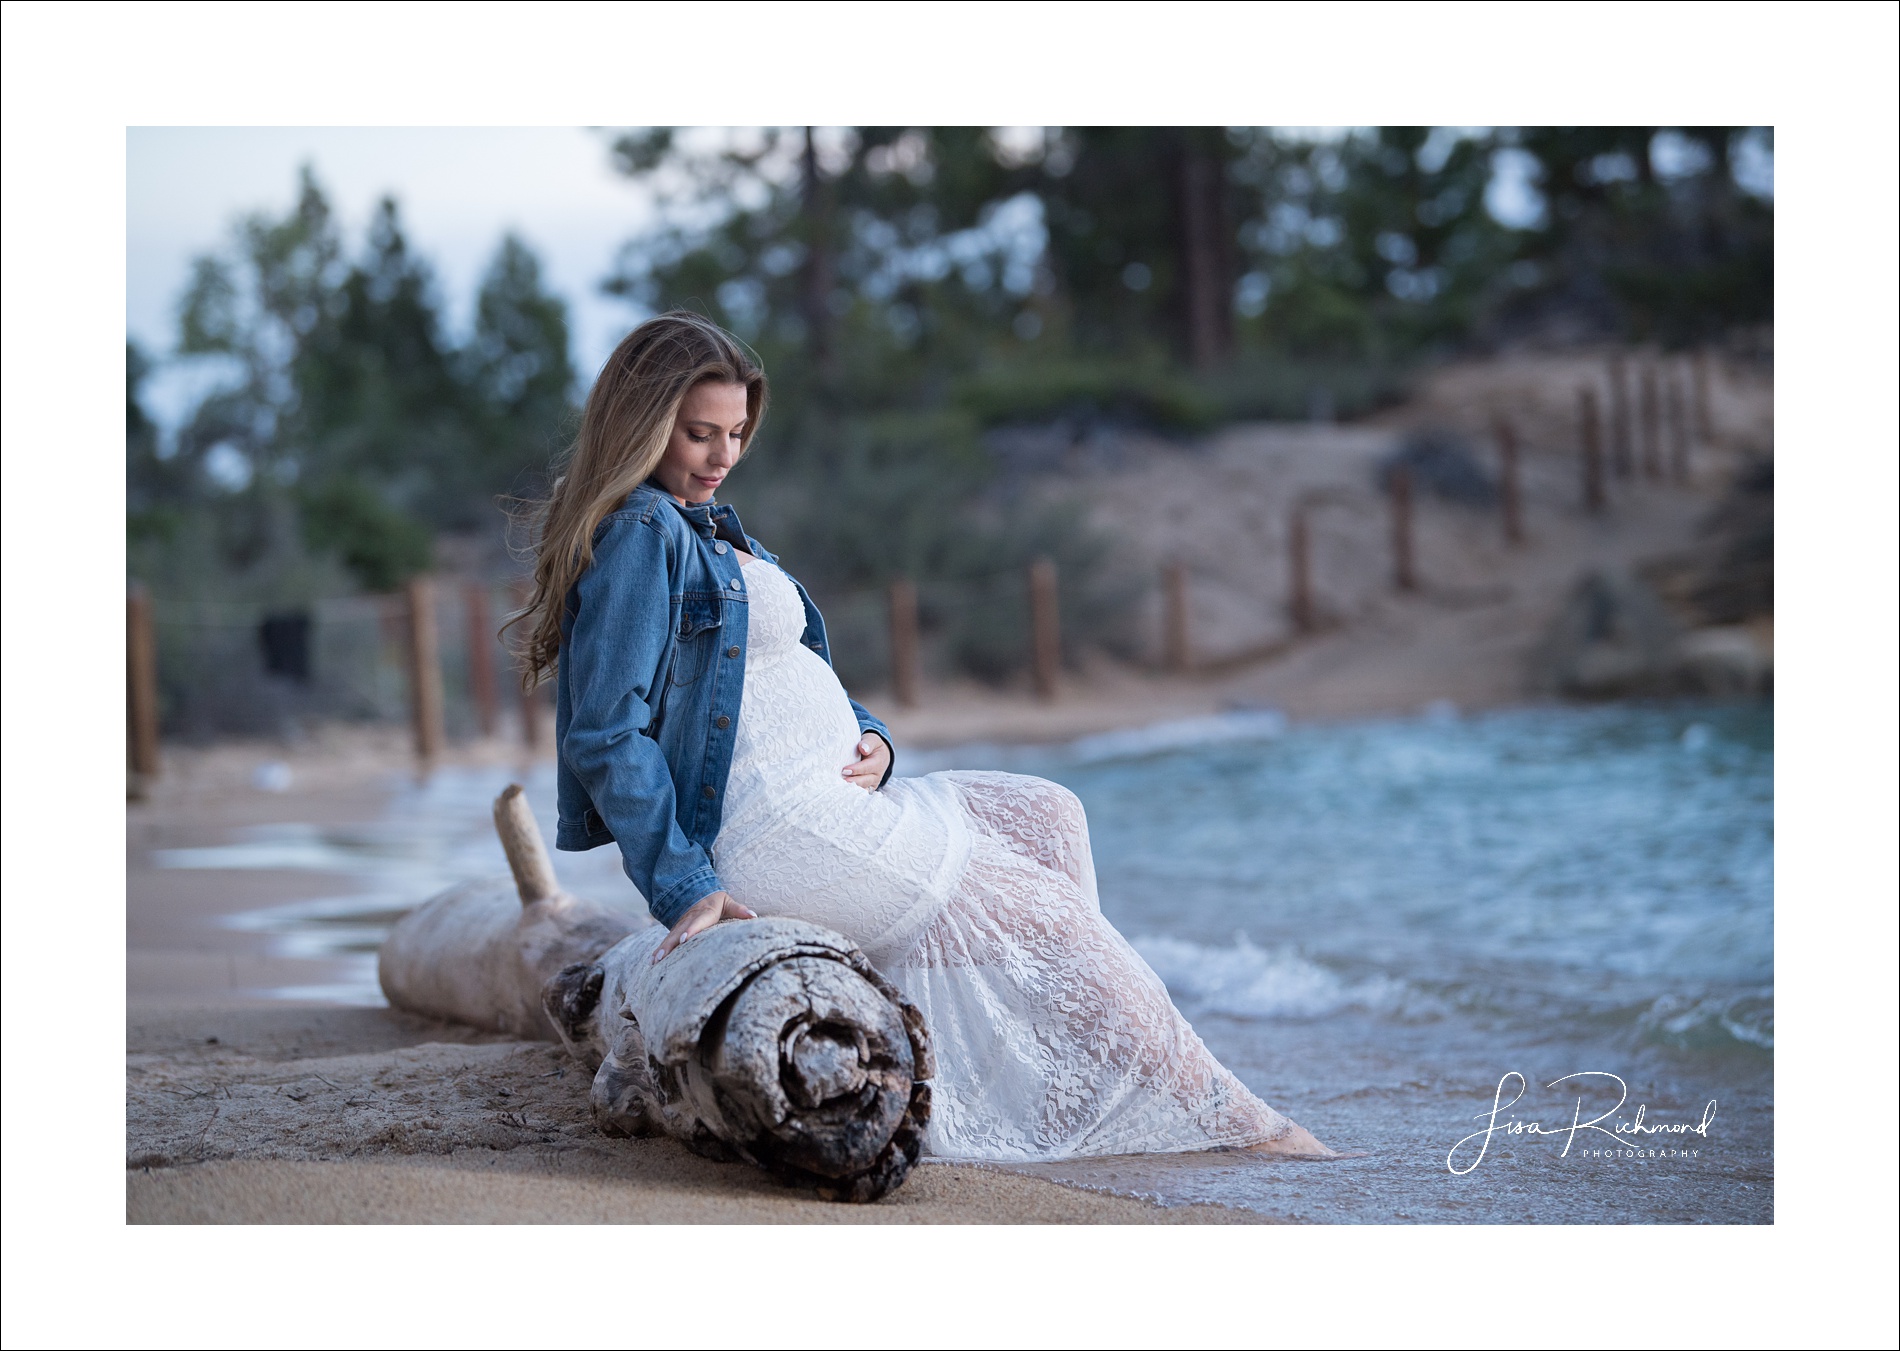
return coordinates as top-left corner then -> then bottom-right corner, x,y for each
126,1006 -> 1259,1224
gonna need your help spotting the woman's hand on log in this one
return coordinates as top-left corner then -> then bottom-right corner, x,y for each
842,734 -> 891,791
654,890 -> 755,964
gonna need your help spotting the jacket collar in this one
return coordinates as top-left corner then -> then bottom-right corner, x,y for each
647,481 -> 746,545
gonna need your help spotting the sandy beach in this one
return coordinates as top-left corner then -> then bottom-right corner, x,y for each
126,1006 -> 1258,1224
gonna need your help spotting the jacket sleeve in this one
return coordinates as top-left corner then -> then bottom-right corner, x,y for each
560,516 -> 722,927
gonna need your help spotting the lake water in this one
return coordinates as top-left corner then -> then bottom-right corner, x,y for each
161,701 -> 1773,1222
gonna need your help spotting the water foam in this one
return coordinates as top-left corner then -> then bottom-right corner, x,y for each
1066,710 -> 1287,765
1637,990 -> 1775,1050
1130,932 -> 1405,1020
897,709 -> 1290,777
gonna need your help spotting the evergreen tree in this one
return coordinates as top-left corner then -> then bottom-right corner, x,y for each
1506,127 -> 1773,344
290,195 -> 466,585
151,170 -> 578,595
126,341 -> 186,546
466,233 -> 576,499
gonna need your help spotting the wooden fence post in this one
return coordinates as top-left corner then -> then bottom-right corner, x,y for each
1389,466 -> 1417,592
1028,557 -> 1060,701
1639,364 -> 1663,481
1288,507 -> 1314,633
465,580 -> 499,738
887,577 -> 920,708
127,582 -> 161,795
1494,414 -> 1525,544
1578,386 -> 1606,514
1666,370 -> 1691,486
1608,353 -> 1634,479
405,576 -> 445,763
509,578 -> 543,753
1162,561 -> 1190,673
1691,350 -> 1714,445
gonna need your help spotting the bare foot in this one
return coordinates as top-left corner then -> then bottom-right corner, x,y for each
1246,1122 -> 1339,1158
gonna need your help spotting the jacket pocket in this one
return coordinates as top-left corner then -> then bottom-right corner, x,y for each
667,596 -> 724,687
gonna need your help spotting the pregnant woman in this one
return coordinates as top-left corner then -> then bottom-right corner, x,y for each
514,311 -> 1332,1161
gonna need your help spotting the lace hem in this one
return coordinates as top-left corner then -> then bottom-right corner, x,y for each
871,772 -> 1293,1161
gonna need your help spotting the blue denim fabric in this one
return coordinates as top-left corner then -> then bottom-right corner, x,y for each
554,482 -> 893,927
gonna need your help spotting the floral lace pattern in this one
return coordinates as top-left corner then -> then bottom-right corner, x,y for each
714,561 -> 1292,1161
714,563 -> 973,956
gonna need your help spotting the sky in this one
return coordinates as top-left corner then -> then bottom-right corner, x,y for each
128,126 -> 656,427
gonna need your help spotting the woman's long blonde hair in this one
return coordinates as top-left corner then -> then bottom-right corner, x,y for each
508,311 -> 767,686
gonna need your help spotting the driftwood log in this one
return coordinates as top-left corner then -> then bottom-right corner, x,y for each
545,918 -> 933,1203
377,785 -> 642,1038
378,785 -> 933,1203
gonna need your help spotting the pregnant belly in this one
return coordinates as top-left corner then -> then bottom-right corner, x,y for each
713,644 -> 970,948
715,775 -> 974,954
718,649 -> 864,836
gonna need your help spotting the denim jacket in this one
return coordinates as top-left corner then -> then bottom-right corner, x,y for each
554,482 -> 893,927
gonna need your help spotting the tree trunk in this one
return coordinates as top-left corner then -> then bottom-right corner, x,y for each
376,789 -> 642,1039
800,127 -> 836,374
1175,133 -> 1233,369
547,918 -> 933,1204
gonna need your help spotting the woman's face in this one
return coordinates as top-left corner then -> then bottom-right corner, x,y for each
652,380 -> 749,504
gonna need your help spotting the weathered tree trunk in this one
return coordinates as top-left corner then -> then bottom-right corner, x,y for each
379,786 -> 933,1202
545,917 -> 933,1203
376,785 -> 643,1038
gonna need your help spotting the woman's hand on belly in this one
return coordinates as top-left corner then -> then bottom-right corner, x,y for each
841,734 -> 891,791
653,890 -> 757,963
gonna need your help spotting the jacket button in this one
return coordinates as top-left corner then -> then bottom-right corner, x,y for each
729,577 -> 743,590
714,541 -> 728,554
726,645 -> 740,658
702,784 -> 716,799
715,715 -> 730,729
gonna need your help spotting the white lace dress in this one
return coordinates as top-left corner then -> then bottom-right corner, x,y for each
712,559 -> 1295,1160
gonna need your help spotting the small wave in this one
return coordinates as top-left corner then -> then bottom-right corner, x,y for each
1637,991 -> 1774,1051
897,709 -> 1288,776
1131,932 -> 1404,1020
1068,710 -> 1287,765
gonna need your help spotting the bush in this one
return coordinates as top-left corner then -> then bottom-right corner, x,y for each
956,360 -> 1222,434
1376,425 -> 1498,506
